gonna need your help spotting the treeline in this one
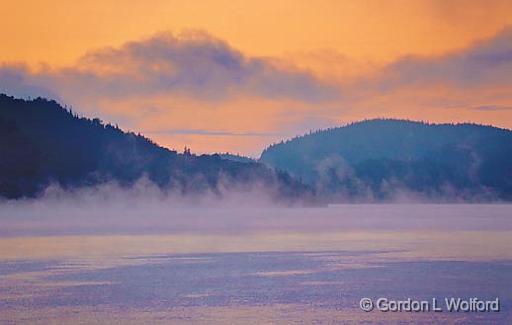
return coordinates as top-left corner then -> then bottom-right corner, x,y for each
0,94 -> 310,201
260,119 -> 512,201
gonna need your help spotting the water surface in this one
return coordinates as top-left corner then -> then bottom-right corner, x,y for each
0,204 -> 511,324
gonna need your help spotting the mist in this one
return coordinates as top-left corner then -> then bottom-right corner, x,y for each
1,178 -> 511,238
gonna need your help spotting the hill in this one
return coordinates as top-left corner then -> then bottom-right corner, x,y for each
260,119 -> 512,201
218,153 -> 256,163
0,94 -> 309,201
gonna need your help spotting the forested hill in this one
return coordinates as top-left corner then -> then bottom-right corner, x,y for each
260,119 -> 512,201
0,94 -> 308,200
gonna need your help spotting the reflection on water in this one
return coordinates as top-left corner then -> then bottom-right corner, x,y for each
0,205 -> 511,324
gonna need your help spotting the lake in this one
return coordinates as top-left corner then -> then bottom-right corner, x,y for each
1,204 -> 511,324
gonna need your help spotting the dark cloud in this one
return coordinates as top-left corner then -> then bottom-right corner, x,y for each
3,28 -> 511,105
0,31 -> 339,103
377,27 -> 512,89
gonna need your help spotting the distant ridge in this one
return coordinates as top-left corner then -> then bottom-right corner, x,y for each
218,153 -> 256,163
0,94 -> 310,201
260,119 -> 512,201
2,94 -> 511,202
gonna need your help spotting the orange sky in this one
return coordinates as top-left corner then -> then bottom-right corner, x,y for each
1,0 -> 512,156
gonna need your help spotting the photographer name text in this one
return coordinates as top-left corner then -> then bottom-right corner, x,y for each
359,297 -> 500,312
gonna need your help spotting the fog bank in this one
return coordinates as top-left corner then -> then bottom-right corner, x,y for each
0,179 -> 511,237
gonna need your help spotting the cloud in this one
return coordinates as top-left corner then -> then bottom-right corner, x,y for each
0,31 -> 338,103
328,26 -> 512,132
374,26 -> 512,89
146,128 -> 283,137
0,33 -> 341,155
0,65 -> 61,100
1,28 -> 512,155
469,105 -> 512,111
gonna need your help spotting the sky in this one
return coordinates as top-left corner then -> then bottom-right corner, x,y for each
1,0 -> 512,156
